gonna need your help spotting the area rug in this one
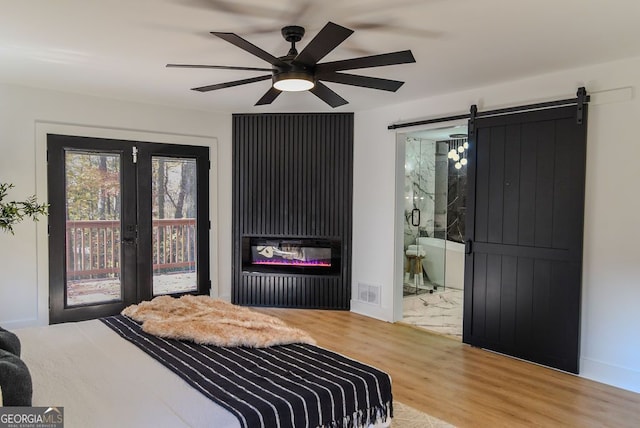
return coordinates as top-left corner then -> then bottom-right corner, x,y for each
392,402 -> 454,428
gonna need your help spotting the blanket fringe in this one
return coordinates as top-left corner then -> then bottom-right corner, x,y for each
318,401 -> 393,428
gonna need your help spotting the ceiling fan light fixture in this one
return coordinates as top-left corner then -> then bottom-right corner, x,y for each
174,22 -> 415,107
273,71 -> 315,92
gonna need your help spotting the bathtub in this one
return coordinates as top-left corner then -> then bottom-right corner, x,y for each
416,237 -> 465,290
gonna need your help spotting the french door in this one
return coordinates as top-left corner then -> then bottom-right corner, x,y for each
47,135 -> 210,324
463,105 -> 587,373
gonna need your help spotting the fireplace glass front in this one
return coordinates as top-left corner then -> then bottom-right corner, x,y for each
242,237 -> 341,275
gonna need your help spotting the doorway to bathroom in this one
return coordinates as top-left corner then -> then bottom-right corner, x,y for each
398,124 -> 467,339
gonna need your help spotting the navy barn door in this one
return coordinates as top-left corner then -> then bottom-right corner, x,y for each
463,105 -> 588,373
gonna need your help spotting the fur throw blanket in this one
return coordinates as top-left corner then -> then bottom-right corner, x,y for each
121,295 -> 315,348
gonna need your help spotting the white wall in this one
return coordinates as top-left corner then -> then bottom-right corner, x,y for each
351,56 -> 640,393
0,84 -> 232,327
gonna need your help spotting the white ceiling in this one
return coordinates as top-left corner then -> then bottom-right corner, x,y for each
2,0 -> 639,114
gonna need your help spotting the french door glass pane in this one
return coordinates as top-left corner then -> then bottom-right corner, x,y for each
152,156 -> 198,295
65,151 -> 122,306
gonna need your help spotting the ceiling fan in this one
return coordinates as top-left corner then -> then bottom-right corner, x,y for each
166,21 -> 416,107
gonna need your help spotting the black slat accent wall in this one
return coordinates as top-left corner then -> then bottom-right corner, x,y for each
232,113 -> 354,309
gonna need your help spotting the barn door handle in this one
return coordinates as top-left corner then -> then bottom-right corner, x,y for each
465,239 -> 473,254
411,208 -> 420,227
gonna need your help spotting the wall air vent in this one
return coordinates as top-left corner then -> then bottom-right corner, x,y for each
357,282 -> 381,306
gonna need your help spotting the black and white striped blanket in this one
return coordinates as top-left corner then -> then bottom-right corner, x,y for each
101,315 -> 392,428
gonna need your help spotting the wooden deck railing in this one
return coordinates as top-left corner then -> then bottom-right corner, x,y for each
66,218 -> 196,280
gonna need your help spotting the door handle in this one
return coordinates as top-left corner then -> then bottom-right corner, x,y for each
411,208 -> 420,227
123,224 -> 137,246
122,238 -> 136,246
465,239 -> 473,254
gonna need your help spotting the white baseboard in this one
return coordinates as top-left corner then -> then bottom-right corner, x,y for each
580,357 -> 640,394
216,293 -> 232,302
350,300 -> 391,322
0,318 -> 43,329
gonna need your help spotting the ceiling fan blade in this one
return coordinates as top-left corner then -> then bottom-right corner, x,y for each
183,0 -> 283,19
211,32 -> 290,68
309,82 -> 348,108
317,72 -> 405,92
348,21 -> 442,39
218,1 -> 315,37
167,64 -> 273,72
294,22 -> 354,67
191,75 -> 272,92
255,87 -> 282,105
315,50 -> 416,73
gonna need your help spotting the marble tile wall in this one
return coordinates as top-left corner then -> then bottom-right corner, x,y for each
403,138 -> 448,248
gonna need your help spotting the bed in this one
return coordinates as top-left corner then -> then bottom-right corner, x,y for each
9,298 -> 392,428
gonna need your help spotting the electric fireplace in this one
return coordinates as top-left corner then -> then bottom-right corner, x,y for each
242,237 -> 341,275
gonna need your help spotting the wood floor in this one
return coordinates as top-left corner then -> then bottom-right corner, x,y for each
257,307 -> 640,427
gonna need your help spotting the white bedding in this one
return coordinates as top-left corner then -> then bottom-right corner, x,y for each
16,320 -> 241,428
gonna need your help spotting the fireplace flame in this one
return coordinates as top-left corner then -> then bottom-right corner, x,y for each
253,259 -> 331,267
